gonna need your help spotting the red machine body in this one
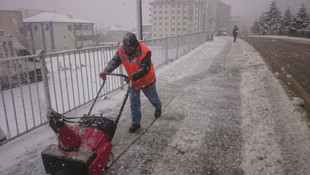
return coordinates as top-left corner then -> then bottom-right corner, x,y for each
55,123 -> 80,151
73,126 -> 113,175
42,111 -> 116,175
42,74 -> 130,175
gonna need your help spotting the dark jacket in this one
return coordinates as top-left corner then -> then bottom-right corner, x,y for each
233,26 -> 239,36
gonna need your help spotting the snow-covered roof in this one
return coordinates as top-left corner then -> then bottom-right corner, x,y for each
23,12 -> 93,24
109,25 -> 132,31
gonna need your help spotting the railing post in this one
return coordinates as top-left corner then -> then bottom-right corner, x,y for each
38,50 -> 52,115
165,37 -> 168,64
176,36 -> 179,59
119,65 -> 125,89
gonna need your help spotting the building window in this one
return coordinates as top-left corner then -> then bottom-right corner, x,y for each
68,25 -> 72,30
74,25 -> 81,30
27,24 -> 31,31
76,35 -> 92,41
34,24 -> 38,31
45,24 -> 49,31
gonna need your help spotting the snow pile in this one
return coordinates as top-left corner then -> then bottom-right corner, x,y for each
169,130 -> 203,155
291,96 -> 304,107
248,35 -> 310,44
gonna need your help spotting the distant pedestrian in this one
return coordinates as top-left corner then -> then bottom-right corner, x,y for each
232,25 -> 239,42
100,32 -> 162,133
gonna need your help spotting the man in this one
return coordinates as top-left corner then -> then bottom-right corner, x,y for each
232,25 -> 239,42
100,32 -> 162,133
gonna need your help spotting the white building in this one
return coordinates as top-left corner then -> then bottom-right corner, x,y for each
23,12 -> 94,53
150,0 -> 208,38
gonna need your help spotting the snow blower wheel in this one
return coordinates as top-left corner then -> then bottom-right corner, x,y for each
106,152 -> 114,169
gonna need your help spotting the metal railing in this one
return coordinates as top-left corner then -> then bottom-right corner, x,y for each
0,31 -> 209,144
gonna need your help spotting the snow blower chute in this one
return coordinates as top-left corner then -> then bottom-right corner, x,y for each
41,73 -> 130,175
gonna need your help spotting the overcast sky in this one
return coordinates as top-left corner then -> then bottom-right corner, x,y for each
0,0 -> 152,30
1,0 -> 309,30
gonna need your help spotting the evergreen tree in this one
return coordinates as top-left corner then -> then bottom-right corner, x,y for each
251,20 -> 261,34
264,1 -> 282,34
258,13 -> 268,35
281,7 -> 293,35
292,4 -> 310,32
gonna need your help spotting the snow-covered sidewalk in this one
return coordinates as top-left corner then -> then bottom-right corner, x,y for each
1,37 -> 310,175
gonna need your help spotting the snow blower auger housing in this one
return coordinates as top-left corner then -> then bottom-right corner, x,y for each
41,73 -> 130,175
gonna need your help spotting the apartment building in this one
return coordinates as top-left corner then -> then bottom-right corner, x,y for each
23,12 -> 94,53
205,0 -> 218,33
215,1 -> 231,34
150,0 -> 208,38
0,10 -> 26,46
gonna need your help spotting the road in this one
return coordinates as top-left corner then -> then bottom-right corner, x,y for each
242,36 -> 310,118
0,37 -> 310,175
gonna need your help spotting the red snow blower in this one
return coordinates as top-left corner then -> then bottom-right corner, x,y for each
41,73 -> 130,175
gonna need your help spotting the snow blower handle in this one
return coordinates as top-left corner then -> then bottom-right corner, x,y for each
88,73 -> 129,116
100,72 -> 131,84
100,72 -> 128,79
87,80 -> 106,116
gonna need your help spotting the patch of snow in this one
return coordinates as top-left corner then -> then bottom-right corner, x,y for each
23,12 -> 93,23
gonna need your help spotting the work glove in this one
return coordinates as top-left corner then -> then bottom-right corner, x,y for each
124,74 -> 133,83
99,70 -> 109,80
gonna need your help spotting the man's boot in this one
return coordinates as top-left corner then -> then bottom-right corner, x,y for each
155,109 -> 162,118
129,123 -> 140,133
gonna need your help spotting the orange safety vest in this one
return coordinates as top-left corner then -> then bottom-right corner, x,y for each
118,41 -> 156,90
